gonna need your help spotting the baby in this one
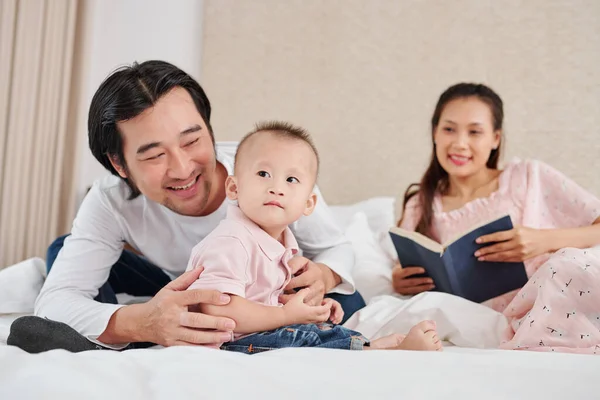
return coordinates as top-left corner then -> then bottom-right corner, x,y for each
186,121 -> 442,353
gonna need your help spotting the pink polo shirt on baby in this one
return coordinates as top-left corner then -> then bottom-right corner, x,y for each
186,205 -> 298,308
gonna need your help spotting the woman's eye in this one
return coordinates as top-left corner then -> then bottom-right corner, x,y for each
258,171 -> 271,178
287,177 -> 299,184
470,130 -> 482,135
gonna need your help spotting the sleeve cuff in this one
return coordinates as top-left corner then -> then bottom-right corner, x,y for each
86,303 -> 130,350
328,280 -> 355,295
317,259 -> 356,295
188,279 -> 246,298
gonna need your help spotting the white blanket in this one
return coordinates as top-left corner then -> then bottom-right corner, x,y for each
1,199 -> 599,398
2,344 -> 600,399
345,293 -> 509,349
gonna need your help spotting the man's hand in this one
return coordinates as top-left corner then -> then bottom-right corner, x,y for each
282,288 -> 331,325
99,267 -> 236,347
475,226 -> 548,262
280,256 -> 340,306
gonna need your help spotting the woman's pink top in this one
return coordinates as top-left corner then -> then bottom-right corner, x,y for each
399,158 -> 600,311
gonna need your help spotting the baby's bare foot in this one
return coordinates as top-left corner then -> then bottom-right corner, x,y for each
396,320 -> 442,351
369,333 -> 406,349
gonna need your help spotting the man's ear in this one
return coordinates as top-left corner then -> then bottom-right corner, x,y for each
303,192 -> 317,216
225,175 -> 239,200
108,155 -> 128,179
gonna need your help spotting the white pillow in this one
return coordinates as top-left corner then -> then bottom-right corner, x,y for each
330,196 -> 396,234
0,257 -> 46,314
344,212 -> 395,304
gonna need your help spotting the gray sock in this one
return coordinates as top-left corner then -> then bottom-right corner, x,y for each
7,316 -> 107,353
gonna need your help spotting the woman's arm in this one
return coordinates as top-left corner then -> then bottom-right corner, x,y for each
476,160 -> 600,262
476,219 -> 600,262
544,217 -> 600,252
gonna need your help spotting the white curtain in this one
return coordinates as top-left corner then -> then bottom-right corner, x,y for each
0,0 -> 78,268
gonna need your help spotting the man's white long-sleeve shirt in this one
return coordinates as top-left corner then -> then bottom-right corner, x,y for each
35,142 -> 355,343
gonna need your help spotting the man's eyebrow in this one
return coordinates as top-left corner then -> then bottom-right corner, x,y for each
137,142 -> 161,155
136,125 -> 202,155
181,124 -> 202,135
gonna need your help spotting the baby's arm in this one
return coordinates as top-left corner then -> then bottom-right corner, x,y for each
200,288 -> 330,334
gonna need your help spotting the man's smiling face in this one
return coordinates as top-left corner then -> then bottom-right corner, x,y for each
111,87 -> 217,216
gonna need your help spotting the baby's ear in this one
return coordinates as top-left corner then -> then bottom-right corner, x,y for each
225,175 -> 238,200
303,192 -> 317,216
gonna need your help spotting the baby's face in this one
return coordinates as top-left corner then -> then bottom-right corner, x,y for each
228,132 -> 318,230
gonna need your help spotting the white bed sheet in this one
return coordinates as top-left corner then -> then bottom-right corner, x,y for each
1,199 -> 599,398
1,344 -> 599,399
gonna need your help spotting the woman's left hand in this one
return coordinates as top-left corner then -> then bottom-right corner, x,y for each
475,226 -> 549,262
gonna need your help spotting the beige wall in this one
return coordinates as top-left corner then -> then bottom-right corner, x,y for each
202,0 -> 600,211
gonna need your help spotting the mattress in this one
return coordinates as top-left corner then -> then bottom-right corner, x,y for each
1,197 -> 599,399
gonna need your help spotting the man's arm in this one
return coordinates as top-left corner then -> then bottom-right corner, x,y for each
98,267 -> 235,346
35,184 -> 132,348
290,185 -> 356,294
35,183 -> 235,347
316,263 -> 341,292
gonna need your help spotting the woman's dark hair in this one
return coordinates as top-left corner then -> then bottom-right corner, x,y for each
88,60 -> 214,198
401,83 -> 504,236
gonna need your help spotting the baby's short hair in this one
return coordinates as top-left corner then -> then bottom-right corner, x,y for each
234,121 -> 320,174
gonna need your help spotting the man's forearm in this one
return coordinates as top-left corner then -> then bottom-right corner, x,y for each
97,304 -> 147,344
200,296 -> 288,334
316,263 -> 342,292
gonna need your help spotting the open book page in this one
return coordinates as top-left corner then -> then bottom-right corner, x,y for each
388,227 -> 443,254
441,213 -> 511,248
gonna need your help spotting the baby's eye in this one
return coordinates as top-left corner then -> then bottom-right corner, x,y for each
257,171 -> 271,178
287,177 -> 299,184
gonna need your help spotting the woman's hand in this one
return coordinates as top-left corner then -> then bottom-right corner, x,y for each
475,226 -> 548,262
391,262 -> 435,295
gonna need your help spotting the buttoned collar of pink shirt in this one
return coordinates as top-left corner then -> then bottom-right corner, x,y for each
226,204 -> 299,262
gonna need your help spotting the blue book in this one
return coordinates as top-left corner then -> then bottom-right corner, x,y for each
388,215 -> 528,303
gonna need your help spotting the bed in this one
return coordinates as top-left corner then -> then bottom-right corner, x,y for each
1,197 -> 599,399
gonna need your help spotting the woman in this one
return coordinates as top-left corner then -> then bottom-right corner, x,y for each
392,82 -> 600,353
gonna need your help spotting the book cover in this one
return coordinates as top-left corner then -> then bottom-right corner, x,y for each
389,215 -> 529,303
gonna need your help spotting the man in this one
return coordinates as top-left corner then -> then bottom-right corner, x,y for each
9,60 -> 363,352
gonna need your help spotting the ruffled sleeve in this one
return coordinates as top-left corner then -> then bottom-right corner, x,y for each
521,160 -> 600,229
398,194 -> 423,231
